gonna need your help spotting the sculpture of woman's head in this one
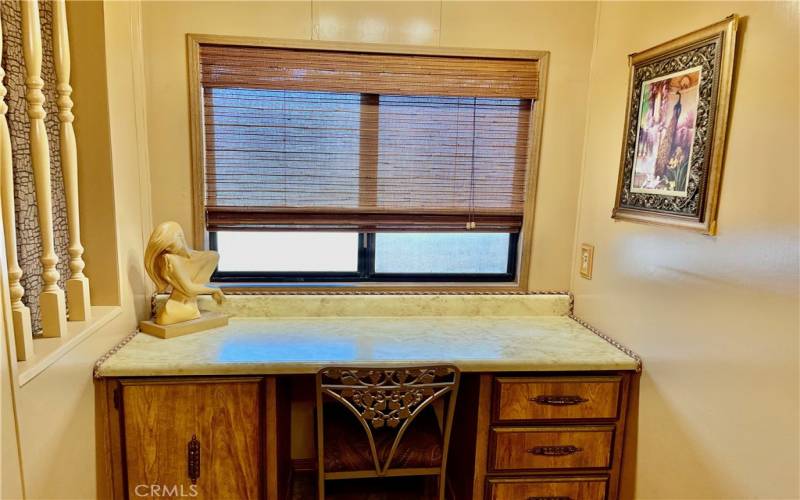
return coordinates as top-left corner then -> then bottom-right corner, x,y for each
144,221 -> 190,292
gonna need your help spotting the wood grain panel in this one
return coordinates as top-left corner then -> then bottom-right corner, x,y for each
487,476 -> 607,500
266,376 -> 292,500
472,374 -> 493,500
123,383 -> 197,498
447,374 -> 492,500
490,426 -> 614,471
95,379 -> 124,500
495,376 -> 620,422
121,379 -> 262,500
609,372 -> 634,500
194,382 -> 262,499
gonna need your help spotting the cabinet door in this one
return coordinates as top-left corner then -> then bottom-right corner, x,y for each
122,379 -> 263,500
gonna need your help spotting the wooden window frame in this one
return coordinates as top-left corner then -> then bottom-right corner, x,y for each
187,34 -> 549,292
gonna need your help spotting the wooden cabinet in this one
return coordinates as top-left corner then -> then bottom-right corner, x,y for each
121,378 -> 263,499
448,372 -> 636,500
99,376 -> 290,500
98,372 -> 634,500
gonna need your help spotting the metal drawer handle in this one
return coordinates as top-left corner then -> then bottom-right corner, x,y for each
527,445 -> 583,456
187,435 -> 200,484
529,395 -> 588,406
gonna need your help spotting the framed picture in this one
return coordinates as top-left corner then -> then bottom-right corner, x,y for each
612,15 -> 739,235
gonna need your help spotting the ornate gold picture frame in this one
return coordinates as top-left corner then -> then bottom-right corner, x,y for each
612,15 -> 739,235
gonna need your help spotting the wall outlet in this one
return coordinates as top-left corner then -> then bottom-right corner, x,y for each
579,244 -> 594,279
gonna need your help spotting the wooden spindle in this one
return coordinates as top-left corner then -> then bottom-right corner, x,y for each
0,16 -> 34,360
21,0 -> 67,337
53,0 -> 90,321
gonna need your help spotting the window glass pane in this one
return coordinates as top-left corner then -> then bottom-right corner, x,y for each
216,232 -> 358,272
374,233 -> 511,274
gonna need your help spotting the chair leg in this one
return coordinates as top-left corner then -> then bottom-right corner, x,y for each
317,474 -> 324,500
438,471 -> 447,500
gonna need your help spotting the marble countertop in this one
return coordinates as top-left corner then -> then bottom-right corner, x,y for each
95,314 -> 639,377
155,292 -> 574,318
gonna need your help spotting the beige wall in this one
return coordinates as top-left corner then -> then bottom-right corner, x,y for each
69,1 -> 121,307
141,1 -> 598,290
571,2 -> 799,498
1,229 -> 24,500
3,1 -> 798,498
2,2 -> 152,498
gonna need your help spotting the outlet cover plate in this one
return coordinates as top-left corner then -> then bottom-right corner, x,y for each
580,244 -> 594,279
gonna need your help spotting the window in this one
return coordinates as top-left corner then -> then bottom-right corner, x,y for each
191,39 -> 542,285
212,231 -> 517,282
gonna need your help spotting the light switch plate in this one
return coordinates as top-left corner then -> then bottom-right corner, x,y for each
579,244 -> 594,279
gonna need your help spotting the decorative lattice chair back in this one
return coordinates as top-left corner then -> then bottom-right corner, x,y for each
317,365 -> 460,475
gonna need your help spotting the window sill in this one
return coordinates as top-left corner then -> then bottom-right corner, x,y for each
214,281 -> 526,294
17,306 -> 122,387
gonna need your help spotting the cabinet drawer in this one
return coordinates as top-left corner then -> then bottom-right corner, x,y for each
494,376 -> 620,422
490,426 -> 614,471
487,476 -> 607,500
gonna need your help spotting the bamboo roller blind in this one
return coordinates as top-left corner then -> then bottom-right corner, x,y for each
200,44 -> 539,231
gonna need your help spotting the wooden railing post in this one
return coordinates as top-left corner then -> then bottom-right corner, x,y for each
21,0 -> 67,337
0,16 -> 34,360
53,0 -> 90,321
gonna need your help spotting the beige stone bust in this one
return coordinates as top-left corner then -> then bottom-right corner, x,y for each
144,221 -> 224,325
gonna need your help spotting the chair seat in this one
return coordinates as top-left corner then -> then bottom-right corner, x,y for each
323,403 -> 443,473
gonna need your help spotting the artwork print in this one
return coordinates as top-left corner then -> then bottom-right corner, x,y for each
631,67 -> 701,197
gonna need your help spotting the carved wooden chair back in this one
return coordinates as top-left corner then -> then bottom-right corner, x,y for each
315,365 -> 460,499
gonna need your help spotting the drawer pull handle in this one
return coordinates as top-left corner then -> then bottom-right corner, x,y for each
529,395 -> 588,406
187,435 -> 200,484
526,497 -> 572,500
527,445 -> 583,456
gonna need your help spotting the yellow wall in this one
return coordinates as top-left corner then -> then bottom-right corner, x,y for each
3,1 -> 798,498
571,1 -> 799,497
141,0 -> 599,290
2,2 -> 152,498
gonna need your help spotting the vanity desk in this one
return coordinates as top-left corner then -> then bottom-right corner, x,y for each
94,293 -> 640,500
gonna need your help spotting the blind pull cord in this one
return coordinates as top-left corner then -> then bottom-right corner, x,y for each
453,97 -> 472,231
467,98 -> 478,230
282,89 -> 287,206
